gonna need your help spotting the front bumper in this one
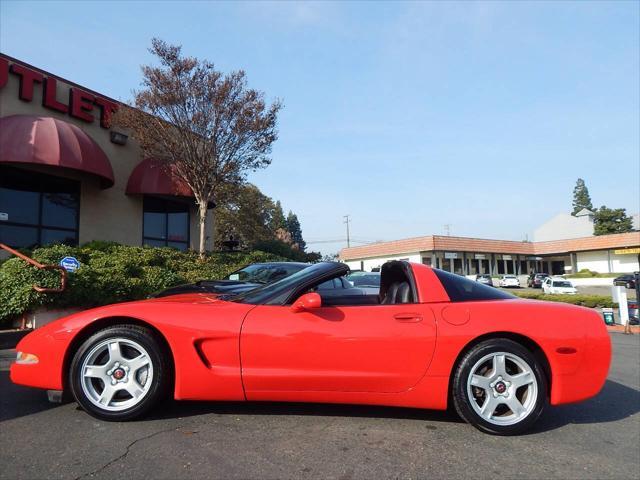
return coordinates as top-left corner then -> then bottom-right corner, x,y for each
10,329 -> 67,391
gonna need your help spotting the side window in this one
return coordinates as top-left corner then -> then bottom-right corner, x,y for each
317,278 -> 340,290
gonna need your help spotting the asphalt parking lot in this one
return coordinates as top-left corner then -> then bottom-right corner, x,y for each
1,333 -> 638,480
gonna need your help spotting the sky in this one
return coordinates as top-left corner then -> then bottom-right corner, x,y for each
1,1 -> 639,255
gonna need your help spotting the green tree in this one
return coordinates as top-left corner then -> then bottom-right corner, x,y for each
270,200 -> 287,231
593,206 -> 634,235
572,178 -> 593,215
286,211 -> 306,251
214,184 -> 276,248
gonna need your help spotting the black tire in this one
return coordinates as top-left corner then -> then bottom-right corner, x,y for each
69,324 -> 171,421
452,338 -> 547,435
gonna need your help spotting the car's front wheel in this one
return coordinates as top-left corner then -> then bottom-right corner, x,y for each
452,338 -> 547,435
69,324 -> 170,421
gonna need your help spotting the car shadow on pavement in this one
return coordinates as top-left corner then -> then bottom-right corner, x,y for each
3,372 -> 637,432
147,399 -> 464,425
0,372 -> 61,422
530,379 -> 640,434
147,379 -> 639,432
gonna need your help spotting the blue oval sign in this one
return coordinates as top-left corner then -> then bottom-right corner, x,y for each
59,256 -> 80,273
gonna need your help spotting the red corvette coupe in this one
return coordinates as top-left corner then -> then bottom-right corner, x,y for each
11,261 -> 611,435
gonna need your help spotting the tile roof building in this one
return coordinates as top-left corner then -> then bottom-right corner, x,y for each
340,231 -> 640,276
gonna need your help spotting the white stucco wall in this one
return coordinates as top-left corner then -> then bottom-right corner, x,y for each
611,251 -> 639,273
576,250 -> 639,273
576,251 -> 610,273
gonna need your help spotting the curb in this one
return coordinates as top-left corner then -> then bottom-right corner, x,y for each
606,325 -> 639,334
0,329 -> 31,350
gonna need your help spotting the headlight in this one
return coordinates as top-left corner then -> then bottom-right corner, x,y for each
16,352 -> 39,365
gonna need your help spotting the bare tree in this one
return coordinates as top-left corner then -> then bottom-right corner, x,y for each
115,38 -> 282,258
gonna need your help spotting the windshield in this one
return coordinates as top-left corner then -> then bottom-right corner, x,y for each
552,281 -> 573,288
226,262 -> 345,305
347,273 -> 380,287
225,263 -> 306,284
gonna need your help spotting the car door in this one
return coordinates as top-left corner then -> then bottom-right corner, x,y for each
240,303 -> 437,395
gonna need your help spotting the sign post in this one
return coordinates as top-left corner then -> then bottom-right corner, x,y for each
59,256 -> 80,273
602,308 -> 614,325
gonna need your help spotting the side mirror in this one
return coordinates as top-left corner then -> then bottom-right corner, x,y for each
291,292 -> 322,313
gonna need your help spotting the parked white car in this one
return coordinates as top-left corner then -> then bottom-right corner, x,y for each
542,277 -> 578,295
499,275 -> 520,288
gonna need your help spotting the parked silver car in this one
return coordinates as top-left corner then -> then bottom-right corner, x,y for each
475,274 -> 493,287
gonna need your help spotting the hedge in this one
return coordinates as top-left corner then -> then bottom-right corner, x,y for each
511,291 -> 616,308
565,269 -> 622,279
0,242 -> 285,328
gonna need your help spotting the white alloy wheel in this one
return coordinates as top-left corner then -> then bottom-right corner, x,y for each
466,351 -> 538,426
80,337 -> 154,412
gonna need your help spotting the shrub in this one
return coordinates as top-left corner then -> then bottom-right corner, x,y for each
566,271 -> 622,278
512,291 -> 616,308
0,244 -> 285,328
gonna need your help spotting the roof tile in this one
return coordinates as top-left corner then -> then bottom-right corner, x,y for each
340,232 -> 640,260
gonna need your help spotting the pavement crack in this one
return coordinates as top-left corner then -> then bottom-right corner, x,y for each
74,426 -> 179,480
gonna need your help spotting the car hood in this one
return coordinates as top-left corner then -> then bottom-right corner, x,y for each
29,293 -> 252,340
144,292 -> 224,304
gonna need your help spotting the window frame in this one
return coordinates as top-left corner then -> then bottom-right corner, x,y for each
0,167 -> 80,248
142,196 -> 191,250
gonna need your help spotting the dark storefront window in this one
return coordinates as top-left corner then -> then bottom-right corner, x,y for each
453,258 -> 463,275
441,258 -> 451,272
506,260 -> 515,274
0,166 -> 79,248
143,196 -> 190,251
552,261 -> 565,275
480,259 -> 490,274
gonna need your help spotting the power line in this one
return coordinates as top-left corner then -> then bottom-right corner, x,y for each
306,238 -> 376,245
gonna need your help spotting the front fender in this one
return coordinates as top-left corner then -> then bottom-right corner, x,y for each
11,299 -> 255,402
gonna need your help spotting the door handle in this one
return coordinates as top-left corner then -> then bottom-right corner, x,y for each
394,313 -> 422,323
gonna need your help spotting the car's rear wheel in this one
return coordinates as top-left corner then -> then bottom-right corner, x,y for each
452,338 -> 547,435
70,325 -> 170,421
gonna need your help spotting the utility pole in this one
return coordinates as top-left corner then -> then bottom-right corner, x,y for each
343,215 -> 351,248
443,224 -> 451,236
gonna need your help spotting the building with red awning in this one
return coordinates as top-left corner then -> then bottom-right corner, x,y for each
0,54 -> 212,251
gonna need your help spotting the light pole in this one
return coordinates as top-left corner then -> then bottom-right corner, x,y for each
343,215 -> 351,248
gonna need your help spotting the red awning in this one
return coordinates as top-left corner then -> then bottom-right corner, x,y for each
0,115 -> 114,188
126,157 -> 193,198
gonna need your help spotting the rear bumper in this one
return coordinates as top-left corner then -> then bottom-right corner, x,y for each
550,315 -> 611,405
